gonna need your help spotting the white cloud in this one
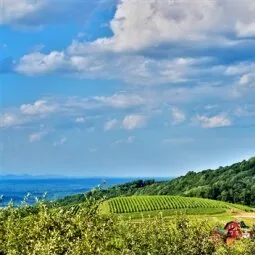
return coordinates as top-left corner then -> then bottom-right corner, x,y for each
204,104 -> 219,110
90,0 -> 255,52
16,50 -> 211,85
224,62 -> 255,76
29,131 -> 48,142
223,62 -> 255,97
122,114 -> 146,130
236,21 -> 255,38
171,107 -> 186,125
0,0 -> 45,25
53,137 -> 67,147
112,136 -> 135,146
3,0 -> 255,47
20,100 -> 58,115
0,113 -> 23,128
238,73 -> 255,86
196,114 -> 231,128
76,117 -> 85,123
234,106 -> 255,117
239,74 -> 251,86
10,0 -> 255,91
225,62 -> 255,88
94,94 -> 145,109
104,119 -> 118,131
16,52 -> 66,75
0,0 -> 107,27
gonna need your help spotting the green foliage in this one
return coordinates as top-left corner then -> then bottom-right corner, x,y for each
0,200 -> 255,255
132,157 -> 255,206
57,156 -> 255,207
56,157 -> 255,207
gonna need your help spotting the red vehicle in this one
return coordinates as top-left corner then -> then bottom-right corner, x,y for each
212,220 -> 253,245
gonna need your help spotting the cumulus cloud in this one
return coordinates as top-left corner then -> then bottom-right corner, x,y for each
171,107 -> 186,125
224,62 -> 255,76
223,61 -> 255,96
16,52 -> 67,75
0,113 -> 23,128
15,49 -> 210,85
20,100 -> 58,115
104,119 -> 118,131
76,117 -> 85,123
238,73 -> 255,87
196,114 -> 231,128
29,131 -> 48,142
236,21 -> 255,38
3,0 -> 255,46
239,74 -> 251,86
94,94 -> 145,109
12,0 -> 228,86
8,0 -> 255,91
0,0 -> 45,25
0,0 -> 109,27
122,114 -> 146,130
90,0 -> 255,52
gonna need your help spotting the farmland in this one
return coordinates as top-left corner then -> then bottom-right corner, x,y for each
100,195 -> 252,218
58,157 -> 255,209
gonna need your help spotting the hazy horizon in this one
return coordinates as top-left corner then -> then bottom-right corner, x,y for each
2,154 -> 255,178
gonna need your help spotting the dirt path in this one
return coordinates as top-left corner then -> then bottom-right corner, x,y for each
235,213 -> 255,218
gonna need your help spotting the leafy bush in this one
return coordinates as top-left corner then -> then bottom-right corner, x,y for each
0,199 -> 254,255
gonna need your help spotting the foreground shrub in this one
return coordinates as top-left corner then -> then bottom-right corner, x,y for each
0,200 -> 254,255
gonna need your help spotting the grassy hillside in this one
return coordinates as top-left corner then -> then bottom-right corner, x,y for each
100,195 -> 252,216
56,157 -> 255,207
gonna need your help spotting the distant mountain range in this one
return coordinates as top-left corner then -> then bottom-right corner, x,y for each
0,174 -> 68,180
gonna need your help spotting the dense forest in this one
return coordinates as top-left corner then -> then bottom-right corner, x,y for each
134,157 -> 255,206
56,157 -> 255,207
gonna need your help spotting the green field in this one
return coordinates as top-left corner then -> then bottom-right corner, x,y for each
100,195 -> 252,218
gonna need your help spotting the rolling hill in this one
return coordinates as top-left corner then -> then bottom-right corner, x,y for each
132,157 -> 255,206
56,157 -> 255,207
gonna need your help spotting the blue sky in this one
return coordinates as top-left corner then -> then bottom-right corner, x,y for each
1,0 -> 255,177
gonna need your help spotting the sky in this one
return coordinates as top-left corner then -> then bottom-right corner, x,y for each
1,0 -> 255,177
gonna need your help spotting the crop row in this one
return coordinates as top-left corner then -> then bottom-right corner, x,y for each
106,196 -> 230,214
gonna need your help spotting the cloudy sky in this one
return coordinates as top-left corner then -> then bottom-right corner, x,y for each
1,0 -> 255,177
